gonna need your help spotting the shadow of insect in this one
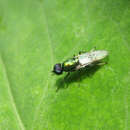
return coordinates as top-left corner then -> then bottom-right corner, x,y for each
55,64 -> 104,92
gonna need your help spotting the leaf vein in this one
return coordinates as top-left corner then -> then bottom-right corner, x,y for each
0,55 -> 25,130
31,5 -> 54,129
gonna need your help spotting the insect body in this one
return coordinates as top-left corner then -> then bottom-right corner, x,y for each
52,49 -> 108,75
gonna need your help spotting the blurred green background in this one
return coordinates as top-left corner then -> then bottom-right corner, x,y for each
0,0 -> 130,129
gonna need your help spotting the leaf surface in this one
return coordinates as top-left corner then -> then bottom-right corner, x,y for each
0,0 -> 130,129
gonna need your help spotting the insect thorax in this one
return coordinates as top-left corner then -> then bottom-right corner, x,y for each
62,58 -> 79,72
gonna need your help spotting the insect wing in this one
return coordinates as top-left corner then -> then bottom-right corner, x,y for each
90,50 -> 108,61
78,53 -> 92,65
78,50 -> 108,65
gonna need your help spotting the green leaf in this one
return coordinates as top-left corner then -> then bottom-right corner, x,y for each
0,0 -> 130,129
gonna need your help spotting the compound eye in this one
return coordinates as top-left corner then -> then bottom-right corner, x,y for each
53,64 -> 63,75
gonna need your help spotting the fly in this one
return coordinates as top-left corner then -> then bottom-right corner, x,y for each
52,48 -> 108,76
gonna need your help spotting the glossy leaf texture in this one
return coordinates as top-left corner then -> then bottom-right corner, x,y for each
0,0 -> 130,129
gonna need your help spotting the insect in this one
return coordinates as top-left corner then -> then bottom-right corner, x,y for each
52,48 -> 108,76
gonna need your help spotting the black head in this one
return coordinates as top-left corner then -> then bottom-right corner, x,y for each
52,63 -> 63,75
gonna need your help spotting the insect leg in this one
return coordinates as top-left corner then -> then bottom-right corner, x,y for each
64,72 -> 70,88
79,51 -> 86,55
64,72 -> 70,80
90,46 -> 96,52
78,69 -> 82,85
73,54 -> 76,57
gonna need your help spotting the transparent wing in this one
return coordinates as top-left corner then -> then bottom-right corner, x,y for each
78,50 -> 108,65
